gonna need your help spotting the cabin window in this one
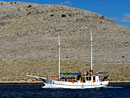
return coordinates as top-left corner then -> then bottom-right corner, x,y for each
77,75 -> 81,80
86,77 -> 91,81
93,76 -> 96,82
82,77 -> 85,83
93,76 -> 95,81
89,77 -> 91,80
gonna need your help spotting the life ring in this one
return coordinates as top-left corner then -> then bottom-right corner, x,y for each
81,85 -> 84,88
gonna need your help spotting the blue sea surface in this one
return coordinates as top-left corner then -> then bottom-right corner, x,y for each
0,84 -> 130,98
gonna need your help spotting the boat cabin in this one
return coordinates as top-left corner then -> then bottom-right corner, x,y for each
60,72 -> 109,83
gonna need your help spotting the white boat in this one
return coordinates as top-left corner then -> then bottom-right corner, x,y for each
27,30 -> 109,89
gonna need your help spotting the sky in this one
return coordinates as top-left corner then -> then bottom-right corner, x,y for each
1,0 -> 130,28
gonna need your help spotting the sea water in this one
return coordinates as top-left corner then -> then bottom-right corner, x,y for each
0,84 -> 130,98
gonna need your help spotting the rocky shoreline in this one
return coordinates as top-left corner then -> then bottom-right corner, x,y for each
0,81 -> 130,84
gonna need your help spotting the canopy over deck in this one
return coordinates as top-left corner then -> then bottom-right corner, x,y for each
98,72 -> 109,74
60,73 -> 81,75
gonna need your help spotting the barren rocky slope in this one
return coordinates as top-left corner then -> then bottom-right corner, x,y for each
0,1 -> 130,81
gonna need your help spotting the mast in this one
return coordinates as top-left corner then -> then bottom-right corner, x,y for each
58,32 -> 61,79
90,29 -> 93,75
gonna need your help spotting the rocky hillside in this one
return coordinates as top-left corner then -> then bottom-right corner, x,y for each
0,1 -> 130,81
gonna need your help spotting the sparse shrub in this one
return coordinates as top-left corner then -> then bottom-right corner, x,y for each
0,22 -> 6,26
0,2 -> 3,5
61,14 -> 66,17
27,5 -> 32,8
27,12 -> 31,15
100,16 -> 105,19
50,14 -> 54,17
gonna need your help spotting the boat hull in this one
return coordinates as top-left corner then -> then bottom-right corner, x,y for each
42,80 -> 109,89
